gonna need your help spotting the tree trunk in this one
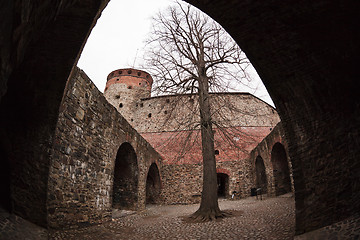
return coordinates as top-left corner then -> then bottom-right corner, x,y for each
191,73 -> 227,221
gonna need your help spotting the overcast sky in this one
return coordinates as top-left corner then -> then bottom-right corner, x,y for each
77,0 -> 274,106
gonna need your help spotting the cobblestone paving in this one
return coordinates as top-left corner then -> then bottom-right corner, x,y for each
294,213 -> 360,240
49,193 -> 295,240
2,193 -> 359,239
0,208 -> 47,240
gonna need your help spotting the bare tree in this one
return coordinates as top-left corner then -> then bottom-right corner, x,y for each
143,1 -> 255,221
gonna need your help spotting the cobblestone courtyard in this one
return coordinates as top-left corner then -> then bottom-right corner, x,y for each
48,193 -> 295,240
2,192 -> 358,239
0,193 -> 294,240
49,194 -> 293,240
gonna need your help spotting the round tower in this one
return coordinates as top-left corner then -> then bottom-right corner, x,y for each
103,68 -> 153,122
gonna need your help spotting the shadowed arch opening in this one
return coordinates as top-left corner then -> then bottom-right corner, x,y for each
112,142 -> 139,210
271,142 -> 291,196
146,163 -> 161,205
255,155 -> 267,193
217,173 -> 229,198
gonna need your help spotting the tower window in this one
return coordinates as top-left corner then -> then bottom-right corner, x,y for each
215,150 -> 219,155
139,82 -> 141,85
137,72 -> 141,76
128,86 -> 132,89
140,103 -> 144,107
119,103 -> 123,108
148,113 -> 152,118
164,110 -> 168,114
128,70 -> 132,74
119,70 -> 122,74
115,95 -> 120,99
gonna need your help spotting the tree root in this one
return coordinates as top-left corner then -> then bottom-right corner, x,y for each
185,209 -> 233,223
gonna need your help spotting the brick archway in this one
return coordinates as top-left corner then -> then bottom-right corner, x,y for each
216,168 -> 230,176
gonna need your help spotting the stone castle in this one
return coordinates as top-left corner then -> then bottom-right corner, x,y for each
3,1 -> 358,236
102,68 -> 288,204
45,67 -> 292,228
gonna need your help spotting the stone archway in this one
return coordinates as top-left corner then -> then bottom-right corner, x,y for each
1,0 -> 359,234
217,173 -> 229,198
271,143 -> 291,196
146,163 -> 161,205
112,142 -> 138,210
255,155 -> 267,194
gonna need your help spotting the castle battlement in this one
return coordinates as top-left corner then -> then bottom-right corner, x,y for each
105,68 -> 153,93
104,68 -> 280,134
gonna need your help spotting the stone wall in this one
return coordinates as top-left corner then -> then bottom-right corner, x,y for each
0,0 -> 110,227
105,86 -> 280,134
138,93 -> 279,132
160,158 -> 255,205
249,123 -> 293,197
47,68 -> 162,229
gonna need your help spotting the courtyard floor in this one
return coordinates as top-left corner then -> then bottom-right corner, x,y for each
0,193 -> 302,239
2,193 -> 359,239
49,193 -> 295,240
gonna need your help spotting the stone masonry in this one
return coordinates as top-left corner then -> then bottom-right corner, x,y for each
104,68 -> 285,204
47,68 -> 162,229
250,123 -> 293,197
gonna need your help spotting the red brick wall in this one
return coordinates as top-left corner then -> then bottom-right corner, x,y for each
105,68 -> 153,93
142,126 -> 273,165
